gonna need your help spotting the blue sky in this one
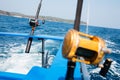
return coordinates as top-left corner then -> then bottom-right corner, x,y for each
0,0 -> 120,29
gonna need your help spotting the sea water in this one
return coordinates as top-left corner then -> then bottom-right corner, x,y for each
0,15 -> 120,79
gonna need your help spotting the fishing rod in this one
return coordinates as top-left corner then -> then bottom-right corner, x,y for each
73,0 -> 83,31
25,0 -> 43,53
63,0 -> 112,79
65,0 -> 84,80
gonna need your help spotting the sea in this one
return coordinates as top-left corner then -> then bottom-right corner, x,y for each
0,15 -> 120,80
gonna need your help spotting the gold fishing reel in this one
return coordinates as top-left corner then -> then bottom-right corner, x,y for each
62,29 -> 111,65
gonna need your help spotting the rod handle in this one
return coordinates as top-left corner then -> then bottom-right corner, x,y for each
25,37 -> 33,53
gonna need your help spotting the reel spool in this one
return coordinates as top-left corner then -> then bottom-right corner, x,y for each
62,29 -> 111,65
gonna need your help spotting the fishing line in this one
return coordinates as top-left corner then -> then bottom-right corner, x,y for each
85,0 -> 90,34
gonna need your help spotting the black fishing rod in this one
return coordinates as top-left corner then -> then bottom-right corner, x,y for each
65,0 -> 84,80
73,0 -> 83,31
25,0 -> 43,53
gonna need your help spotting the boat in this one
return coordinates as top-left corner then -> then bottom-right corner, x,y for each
0,0 -> 112,80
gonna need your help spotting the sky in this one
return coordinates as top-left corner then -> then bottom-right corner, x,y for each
0,0 -> 120,29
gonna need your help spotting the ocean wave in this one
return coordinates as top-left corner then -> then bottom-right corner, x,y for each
0,53 -> 56,74
0,53 -> 42,74
0,39 -> 60,74
88,60 -> 120,80
105,40 -> 120,55
105,40 -> 116,45
110,61 -> 120,76
112,49 -> 120,54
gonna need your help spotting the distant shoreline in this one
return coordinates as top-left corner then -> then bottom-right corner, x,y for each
0,10 -> 86,25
